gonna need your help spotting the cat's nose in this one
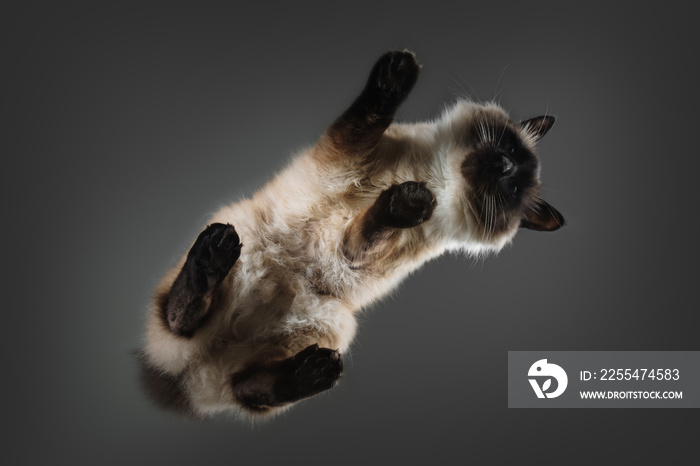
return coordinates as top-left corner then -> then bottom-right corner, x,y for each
501,155 -> 515,176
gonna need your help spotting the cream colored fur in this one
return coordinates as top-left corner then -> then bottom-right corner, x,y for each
144,99 -> 543,418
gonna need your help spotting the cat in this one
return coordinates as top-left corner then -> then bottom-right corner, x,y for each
139,50 -> 564,419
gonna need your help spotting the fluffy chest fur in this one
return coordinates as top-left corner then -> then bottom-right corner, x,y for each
206,132 -> 443,352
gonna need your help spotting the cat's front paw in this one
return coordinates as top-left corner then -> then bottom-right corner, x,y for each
385,181 -> 437,228
367,50 -> 421,112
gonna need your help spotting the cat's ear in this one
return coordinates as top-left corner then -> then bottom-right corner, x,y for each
518,115 -> 555,142
520,198 -> 564,231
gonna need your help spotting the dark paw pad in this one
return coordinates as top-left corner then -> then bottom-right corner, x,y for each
369,50 -> 421,110
385,181 -> 437,228
191,223 -> 242,281
276,344 -> 343,401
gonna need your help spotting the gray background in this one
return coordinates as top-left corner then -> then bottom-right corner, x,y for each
2,1 -> 698,464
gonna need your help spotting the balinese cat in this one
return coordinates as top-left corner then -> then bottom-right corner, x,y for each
140,50 -> 564,418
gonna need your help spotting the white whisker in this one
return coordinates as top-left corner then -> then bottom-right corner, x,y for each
493,64 -> 510,103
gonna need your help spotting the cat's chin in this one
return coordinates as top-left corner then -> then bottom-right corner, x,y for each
455,200 -> 521,251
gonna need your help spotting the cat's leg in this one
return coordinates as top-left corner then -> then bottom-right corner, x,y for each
343,181 -> 436,262
231,344 -> 343,413
163,223 -> 241,336
321,50 -> 420,158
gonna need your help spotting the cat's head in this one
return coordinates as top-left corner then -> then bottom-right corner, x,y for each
436,101 -> 563,251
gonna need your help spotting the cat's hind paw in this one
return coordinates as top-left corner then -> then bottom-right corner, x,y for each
192,223 -> 242,282
275,344 -> 343,401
